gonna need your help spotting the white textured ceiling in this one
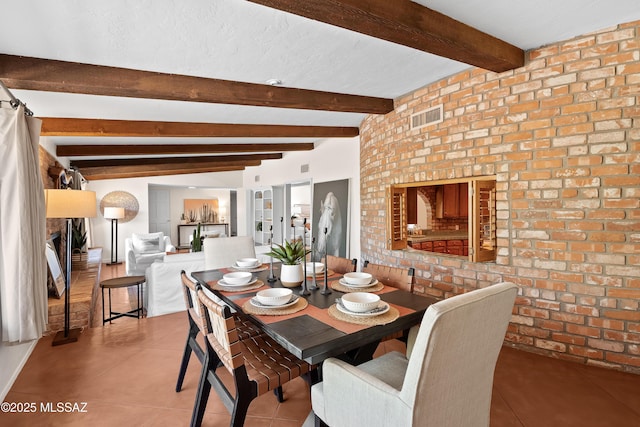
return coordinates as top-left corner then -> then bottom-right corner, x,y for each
1,0 -> 639,157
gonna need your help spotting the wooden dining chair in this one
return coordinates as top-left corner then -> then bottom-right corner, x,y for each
323,254 -> 357,274
362,260 -> 415,292
175,272 -> 264,394
190,284 -> 312,427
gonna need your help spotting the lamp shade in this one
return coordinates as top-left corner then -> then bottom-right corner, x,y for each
45,189 -> 97,219
104,207 -> 125,220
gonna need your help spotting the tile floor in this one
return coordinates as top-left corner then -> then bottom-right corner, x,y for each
2,264 -> 639,427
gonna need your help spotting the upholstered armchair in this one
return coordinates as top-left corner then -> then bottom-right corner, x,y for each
311,282 -> 517,427
124,232 -> 175,276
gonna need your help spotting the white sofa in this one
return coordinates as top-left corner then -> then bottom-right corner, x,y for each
125,232 -> 176,276
145,251 -> 205,318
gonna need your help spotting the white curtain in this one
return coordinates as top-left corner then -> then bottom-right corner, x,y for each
0,104 -> 47,342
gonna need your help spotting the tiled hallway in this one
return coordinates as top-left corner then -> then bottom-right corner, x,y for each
2,264 -> 639,426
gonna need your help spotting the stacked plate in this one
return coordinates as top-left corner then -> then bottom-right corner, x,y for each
336,292 -> 389,317
339,272 -> 379,289
232,258 -> 261,270
218,272 -> 257,287
250,288 -> 299,309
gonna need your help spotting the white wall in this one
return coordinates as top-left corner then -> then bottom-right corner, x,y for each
241,137 -> 361,260
86,171 -> 243,262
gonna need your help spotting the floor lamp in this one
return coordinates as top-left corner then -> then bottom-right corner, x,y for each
104,207 -> 125,265
45,189 -> 97,346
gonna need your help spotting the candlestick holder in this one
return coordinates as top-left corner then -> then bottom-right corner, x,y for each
309,237 -> 318,290
321,227 -> 331,295
267,225 -> 277,282
299,219 -> 310,295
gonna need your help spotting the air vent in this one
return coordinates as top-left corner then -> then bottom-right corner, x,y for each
300,164 -> 309,173
254,175 -> 260,182
410,105 -> 443,129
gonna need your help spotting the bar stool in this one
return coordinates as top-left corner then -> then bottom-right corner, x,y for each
100,275 -> 145,324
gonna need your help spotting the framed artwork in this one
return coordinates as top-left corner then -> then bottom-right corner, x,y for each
312,179 -> 350,260
184,199 -> 219,223
45,239 -> 65,298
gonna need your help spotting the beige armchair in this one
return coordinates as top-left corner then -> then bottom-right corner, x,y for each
124,232 -> 175,276
311,282 -> 517,427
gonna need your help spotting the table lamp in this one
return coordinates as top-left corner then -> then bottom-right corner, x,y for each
104,207 -> 125,265
45,189 -> 97,346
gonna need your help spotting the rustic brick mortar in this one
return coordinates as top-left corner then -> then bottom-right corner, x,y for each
360,21 -> 640,373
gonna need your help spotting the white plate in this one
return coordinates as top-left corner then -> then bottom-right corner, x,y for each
336,301 -> 390,317
218,277 -> 258,287
250,295 -> 299,309
232,261 -> 261,269
338,278 -> 379,288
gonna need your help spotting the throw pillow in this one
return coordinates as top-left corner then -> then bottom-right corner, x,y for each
132,232 -> 165,254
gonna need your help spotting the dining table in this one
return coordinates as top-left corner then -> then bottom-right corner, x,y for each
191,263 -> 438,367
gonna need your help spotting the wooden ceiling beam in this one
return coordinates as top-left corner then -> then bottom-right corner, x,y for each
81,165 -> 247,181
57,142 -> 313,157
79,160 -> 258,179
0,54 -> 393,114
40,117 -> 358,138
71,153 -> 282,168
248,0 -> 524,72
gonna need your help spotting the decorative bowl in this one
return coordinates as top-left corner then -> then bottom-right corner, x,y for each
236,258 -> 259,268
343,272 -> 373,286
256,288 -> 293,306
222,271 -> 252,285
341,292 -> 380,313
306,262 -> 325,274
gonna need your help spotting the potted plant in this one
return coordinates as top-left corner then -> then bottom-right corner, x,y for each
265,239 -> 310,287
71,220 -> 88,270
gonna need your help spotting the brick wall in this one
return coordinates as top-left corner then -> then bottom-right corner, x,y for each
360,21 -> 640,373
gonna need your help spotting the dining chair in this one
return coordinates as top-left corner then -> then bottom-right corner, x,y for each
175,272 -> 266,394
311,282 -> 517,427
323,255 -> 357,274
190,283 -> 313,427
204,235 -> 256,270
362,260 -> 414,292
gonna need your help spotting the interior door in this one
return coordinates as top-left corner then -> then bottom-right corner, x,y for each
149,187 -> 171,237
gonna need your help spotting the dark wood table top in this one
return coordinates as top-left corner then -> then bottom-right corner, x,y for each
192,265 -> 437,365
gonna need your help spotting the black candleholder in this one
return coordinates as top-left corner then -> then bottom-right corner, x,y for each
321,227 -> 331,295
267,225 -> 277,282
309,237 -> 318,290
299,219 -> 310,295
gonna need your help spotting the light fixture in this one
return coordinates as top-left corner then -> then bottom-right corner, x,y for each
104,207 -> 125,265
45,189 -> 97,346
266,78 -> 282,86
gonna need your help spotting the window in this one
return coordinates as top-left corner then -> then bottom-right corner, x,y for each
386,177 -> 496,262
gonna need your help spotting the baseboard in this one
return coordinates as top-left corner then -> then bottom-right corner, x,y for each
0,339 -> 38,401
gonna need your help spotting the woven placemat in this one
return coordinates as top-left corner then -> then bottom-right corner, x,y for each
306,269 -> 336,278
330,281 -> 384,293
242,297 -> 308,316
211,279 -> 266,293
229,264 -> 269,273
328,304 -> 399,325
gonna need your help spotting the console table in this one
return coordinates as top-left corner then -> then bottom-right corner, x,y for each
177,223 -> 229,249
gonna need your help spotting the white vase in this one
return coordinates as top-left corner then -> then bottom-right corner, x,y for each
280,264 -> 303,288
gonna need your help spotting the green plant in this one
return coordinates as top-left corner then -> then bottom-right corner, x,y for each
192,223 -> 202,252
71,220 -> 87,251
265,239 -> 310,265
